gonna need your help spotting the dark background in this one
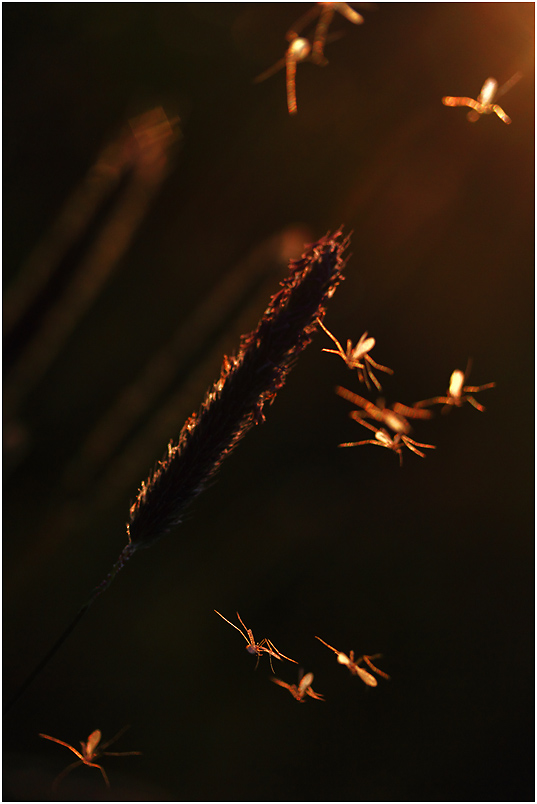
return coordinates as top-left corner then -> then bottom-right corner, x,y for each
3,3 -> 534,801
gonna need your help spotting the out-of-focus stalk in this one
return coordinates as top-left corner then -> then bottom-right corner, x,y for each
4,108 -> 181,418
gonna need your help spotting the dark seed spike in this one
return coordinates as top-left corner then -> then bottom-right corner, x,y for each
127,230 -> 349,550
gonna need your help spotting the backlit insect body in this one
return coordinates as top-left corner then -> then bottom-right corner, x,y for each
335,385 -> 432,434
254,34 -> 312,115
413,361 -> 495,413
442,72 -> 522,124
214,610 -> 298,672
272,670 -> 325,702
315,637 -> 390,685
319,320 -> 394,391
255,2 -> 366,114
39,726 -> 141,790
288,2 -> 364,65
339,418 -> 436,466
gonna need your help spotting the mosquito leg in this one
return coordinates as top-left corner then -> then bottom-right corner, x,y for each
348,416 -> 383,434
466,99 -> 484,113
287,5 -> 321,40
99,725 -> 131,751
413,396 -> 449,408
286,56 -> 299,114
360,652 -> 382,662
492,105 -> 511,124
315,636 -> 340,655
366,364 -> 382,392
264,638 -> 297,665
52,759 -> 84,791
272,677 -> 293,692
214,610 -> 249,644
404,436 -> 436,454
442,96 -> 470,107
359,366 -> 372,391
338,439 -> 382,448
317,318 -> 345,352
254,57 -> 287,85
335,386 -> 372,409
466,109 -> 481,123
39,734 -> 85,760
362,655 -> 391,679
466,396 -> 486,411
235,611 -> 250,634
85,762 -> 110,788
392,402 -> 433,420
348,410 -> 370,424
464,382 -> 496,393
496,71 -> 523,98
366,355 -> 394,375
311,7 -> 335,64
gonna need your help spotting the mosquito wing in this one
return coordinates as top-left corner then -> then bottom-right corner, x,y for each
83,730 -> 102,757
448,369 -> 465,398
477,77 -> 498,105
298,672 -> 314,695
352,334 -> 375,359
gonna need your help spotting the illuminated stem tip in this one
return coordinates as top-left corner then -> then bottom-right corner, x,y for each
127,230 -> 350,549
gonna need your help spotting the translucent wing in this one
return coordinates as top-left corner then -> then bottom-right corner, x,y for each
352,334 -> 375,359
298,672 -> 315,694
448,369 -> 465,397
477,77 -> 497,105
85,730 -> 102,756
